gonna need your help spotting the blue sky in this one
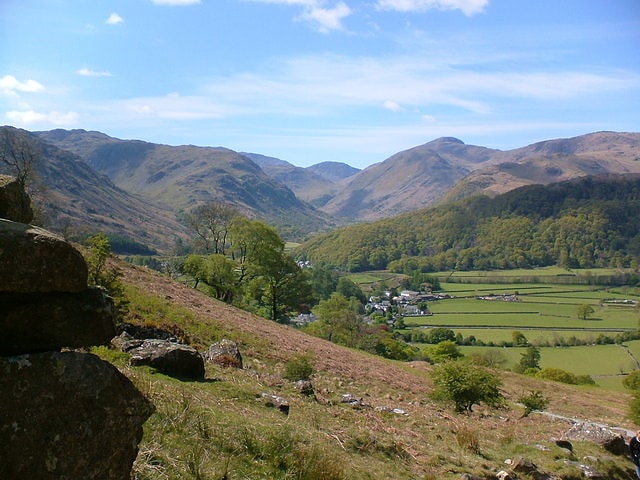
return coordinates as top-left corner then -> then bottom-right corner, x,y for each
1,0 -> 639,168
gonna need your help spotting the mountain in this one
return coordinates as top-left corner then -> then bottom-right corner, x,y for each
242,152 -> 339,208
320,137 -> 497,221
0,127 -> 188,253
36,130 -> 333,239
442,131 -> 640,203
243,153 -> 359,208
307,161 -> 360,182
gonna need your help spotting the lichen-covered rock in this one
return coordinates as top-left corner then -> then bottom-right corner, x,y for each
0,219 -> 87,292
0,175 -> 33,223
259,393 -> 290,415
0,351 -> 154,480
123,339 -> 205,380
0,287 -> 115,355
203,339 -> 243,368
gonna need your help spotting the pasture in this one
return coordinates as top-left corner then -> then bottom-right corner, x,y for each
352,268 -> 640,390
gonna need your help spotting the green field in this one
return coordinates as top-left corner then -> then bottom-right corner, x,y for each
381,272 -> 640,390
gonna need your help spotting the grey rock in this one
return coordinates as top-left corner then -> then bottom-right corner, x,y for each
0,175 -> 33,223
123,338 -> 205,380
204,339 -> 243,368
0,219 -> 87,292
0,351 -> 154,480
294,380 -> 315,396
562,421 -> 627,455
260,393 -> 290,415
0,287 -> 115,355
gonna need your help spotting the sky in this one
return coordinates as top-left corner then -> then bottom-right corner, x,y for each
1,0 -> 639,168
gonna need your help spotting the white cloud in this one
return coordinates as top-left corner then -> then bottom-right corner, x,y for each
105,13 -> 124,25
247,0 -> 351,32
6,110 -> 79,126
375,0 -> 488,16
383,100 -> 403,111
0,75 -> 44,97
151,0 -> 201,5
76,68 -> 113,77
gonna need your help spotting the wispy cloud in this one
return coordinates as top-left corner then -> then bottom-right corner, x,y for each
246,0 -> 352,32
76,68 -> 113,77
0,75 -> 44,97
105,13 -> 124,25
375,0 -> 488,16
151,0 -> 201,5
6,109 -> 79,126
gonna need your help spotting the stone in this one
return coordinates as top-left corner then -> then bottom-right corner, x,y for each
460,474 -> 483,480
510,455 -> 537,474
0,351 -> 154,480
294,379 -> 315,396
203,339 -> 243,368
0,175 -> 33,223
0,219 -> 88,292
123,339 -> 205,380
0,287 -> 116,355
554,439 -> 573,451
562,421 -> 627,455
259,393 -> 290,415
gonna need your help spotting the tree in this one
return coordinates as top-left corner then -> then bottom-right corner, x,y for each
577,303 -> 595,320
431,361 -> 505,412
336,277 -> 366,305
0,128 -> 40,188
429,340 -> 463,362
512,330 -> 528,346
184,201 -> 238,254
518,390 -> 549,417
312,293 -> 364,347
518,346 -> 541,372
427,327 -> 456,344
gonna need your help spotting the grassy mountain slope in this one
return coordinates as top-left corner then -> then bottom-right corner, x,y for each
36,129 -> 332,239
0,127 -> 188,253
106,259 -> 635,479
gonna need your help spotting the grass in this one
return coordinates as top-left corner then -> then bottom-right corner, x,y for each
98,260 -> 640,479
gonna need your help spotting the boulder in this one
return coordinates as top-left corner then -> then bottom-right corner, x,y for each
294,379 -> 315,396
0,288 -> 116,355
0,219 -> 87,293
259,393 -> 290,415
203,339 -> 243,368
562,422 -> 627,455
0,175 -> 33,223
123,339 -> 205,380
0,351 -> 154,480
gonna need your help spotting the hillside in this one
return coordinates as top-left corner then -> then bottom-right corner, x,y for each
0,127 -> 188,253
296,174 -> 640,272
36,129 -> 332,239
107,258 -> 636,479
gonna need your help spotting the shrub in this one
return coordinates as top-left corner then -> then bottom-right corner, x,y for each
284,353 -> 315,381
536,367 -> 594,385
431,361 -> 505,413
518,390 -> 549,417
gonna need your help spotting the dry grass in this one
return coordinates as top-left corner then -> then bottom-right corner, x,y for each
110,259 -> 638,479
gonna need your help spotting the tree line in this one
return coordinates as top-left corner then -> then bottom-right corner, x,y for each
295,175 -> 640,273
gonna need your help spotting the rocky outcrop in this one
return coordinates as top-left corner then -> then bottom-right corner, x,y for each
0,219 -> 88,293
0,174 -> 32,223
0,351 -> 154,480
123,338 -> 205,380
0,177 -> 154,479
562,422 -> 627,455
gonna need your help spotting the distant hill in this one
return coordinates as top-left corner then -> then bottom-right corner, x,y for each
318,133 -> 640,221
36,130 -> 333,239
442,131 -> 640,203
296,174 -> 640,272
307,161 -> 360,182
0,127 -> 188,254
242,152 -> 339,208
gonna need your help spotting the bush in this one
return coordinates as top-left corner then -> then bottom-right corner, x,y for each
284,353 -> 315,381
431,361 -> 505,413
518,390 -> 549,417
536,367 -> 594,385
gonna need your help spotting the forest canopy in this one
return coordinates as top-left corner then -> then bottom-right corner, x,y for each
295,175 -> 640,272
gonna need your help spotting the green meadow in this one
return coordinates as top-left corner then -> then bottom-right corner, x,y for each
352,268 -> 640,390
